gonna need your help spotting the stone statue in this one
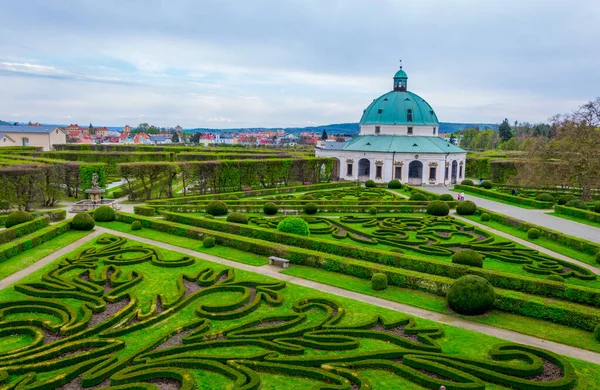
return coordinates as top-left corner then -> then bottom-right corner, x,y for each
91,173 -> 99,189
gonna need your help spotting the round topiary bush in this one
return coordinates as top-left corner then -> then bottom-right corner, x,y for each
371,273 -> 388,291
71,213 -> 95,231
456,200 -> 477,215
439,194 -> 454,201
277,217 -> 310,236
427,200 -> 450,216
301,194 -> 316,201
447,275 -> 495,315
263,202 -> 278,215
226,212 -> 248,224
131,220 -> 142,231
451,249 -> 484,268
368,206 -> 377,215
480,213 -> 490,222
304,203 -> 318,215
565,199 -> 587,210
206,200 -> 228,216
527,228 -> 540,239
365,180 -> 376,188
480,180 -> 493,189
595,324 -> 600,342
535,193 -> 555,203
203,236 -> 215,248
5,210 -> 33,228
93,206 -> 116,222
461,179 -> 474,186
387,180 -> 402,189
409,192 -> 428,201
557,195 -> 575,205
593,202 -> 600,214
225,195 -> 239,200
547,274 -> 565,283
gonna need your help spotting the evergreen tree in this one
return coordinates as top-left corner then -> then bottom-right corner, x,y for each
321,129 -> 328,140
172,131 -> 180,143
498,118 -> 513,142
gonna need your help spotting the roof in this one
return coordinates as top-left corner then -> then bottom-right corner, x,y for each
339,135 -> 466,154
359,91 -> 439,126
0,134 -> 15,142
394,69 -> 408,79
0,125 -> 61,134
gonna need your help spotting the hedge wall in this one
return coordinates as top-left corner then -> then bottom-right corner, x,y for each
554,205 -> 600,224
140,203 -> 430,214
0,209 -> 65,227
454,185 -> 554,209
0,216 -> 49,245
0,220 -> 72,263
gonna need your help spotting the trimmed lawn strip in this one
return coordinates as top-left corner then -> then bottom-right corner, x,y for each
547,211 -> 600,229
450,189 -> 538,209
282,265 -> 600,354
96,220 -> 268,266
0,230 -> 91,280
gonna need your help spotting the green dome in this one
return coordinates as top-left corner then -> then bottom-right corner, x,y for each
394,69 -> 408,79
359,90 -> 440,126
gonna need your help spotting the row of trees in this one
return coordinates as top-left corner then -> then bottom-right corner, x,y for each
458,120 -> 556,152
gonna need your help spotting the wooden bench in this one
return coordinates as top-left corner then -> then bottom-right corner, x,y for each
269,256 -> 290,269
282,209 -> 299,216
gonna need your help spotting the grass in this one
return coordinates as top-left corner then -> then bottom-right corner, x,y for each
547,211 -> 600,229
0,230 -> 92,280
281,264 -> 600,354
460,214 -> 597,266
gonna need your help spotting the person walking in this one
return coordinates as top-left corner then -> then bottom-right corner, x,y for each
460,192 -> 465,201
457,193 -> 461,201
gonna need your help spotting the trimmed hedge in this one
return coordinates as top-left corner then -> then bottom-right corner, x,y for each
595,324 -> 600,342
565,200 -> 587,210
451,250 -> 483,268
371,273 -> 388,291
535,193 -> 555,203
558,195 -> 576,205
447,275 -> 495,315
527,228 -> 540,239
133,206 -> 156,217
426,201 -> 450,216
480,213 -> 490,222
409,193 -> 428,201
203,236 -> 216,248
387,180 -> 402,189
594,202 -> 600,214
456,200 -> 477,216
226,212 -> 249,224
548,274 -> 565,283
0,220 -> 72,263
439,194 -> 454,202
365,179 -> 376,188
368,206 -> 377,215
72,213 -> 95,231
277,217 -> 310,236
554,205 -> 600,224
304,203 -> 318,215
206,200 -> 228,216
5,210 -> 33,228
454,184 -> 554,209
93,206 -> 116,222
480,180 -> 493,189
131,220 -> 142,231
461,179 -> 474,186
263,202 -> 278,215
0,217 -> 49,245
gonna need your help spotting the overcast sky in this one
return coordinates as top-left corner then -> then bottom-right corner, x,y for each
1,0 -> 598,128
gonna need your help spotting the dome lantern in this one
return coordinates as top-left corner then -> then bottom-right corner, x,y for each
393,61 -> 408,91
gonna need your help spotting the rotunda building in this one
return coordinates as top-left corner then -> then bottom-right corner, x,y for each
316,66 -> 466,186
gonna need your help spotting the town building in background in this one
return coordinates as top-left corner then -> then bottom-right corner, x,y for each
0,125 -> 66,151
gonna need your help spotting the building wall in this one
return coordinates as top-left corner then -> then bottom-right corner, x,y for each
360,124 -> 439,137
0,129 -> 66,151
316,148 -> 466,186
0,136 -> 16,146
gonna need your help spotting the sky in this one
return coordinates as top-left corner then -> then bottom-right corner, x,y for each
1,0 -> 599,129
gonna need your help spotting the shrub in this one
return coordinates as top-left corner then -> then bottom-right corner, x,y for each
93,206 -> 116,222
439,194 -> 454,201
461,179 -> 474,186
225,195 -> 239,200
71,213 -> 95,231
456,200 -> 477,215
387,180 -> 402,189
134,206 -> 155,216
263,202 -> 278,215
409,192 -> 428,201
206,200 -> 228,216
594,202 -> 600,214
596,251 -> 600,264
426,200 -> 450,216
203,236 -> 215,248
301,194 -> 316,201
480,180 -> 493,189
304,203 -> 318,215
371,273 -> 388,291
447,275 -> 495,315
451,249 -> 484,268
368,206 -> 377,215
547,274 -> 565,283
480,213 -> 490,222
277,217 -> 310,236
557,195 -> 575,205
226,212 -> 249,224
131,221 -> 142,231
595,324 -> 600,342
535,193 -> 555,203
5,211 -> 33,228
565,200 -> 587,210
527,228 -> 540,239
365,179 -> 376,188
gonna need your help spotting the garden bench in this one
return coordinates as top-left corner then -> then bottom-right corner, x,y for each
269,256 -> 290,268
282,209 -> 299,216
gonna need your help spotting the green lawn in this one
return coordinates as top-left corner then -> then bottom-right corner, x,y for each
0,232 -> 598,389
547,211 -> 600,229
0,230 -> 92,280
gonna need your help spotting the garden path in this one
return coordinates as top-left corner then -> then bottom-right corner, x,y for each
425,186 -> 600,244
3,226 -> 597,364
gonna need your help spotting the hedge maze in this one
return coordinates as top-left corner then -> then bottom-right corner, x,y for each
0,235 -> 581,389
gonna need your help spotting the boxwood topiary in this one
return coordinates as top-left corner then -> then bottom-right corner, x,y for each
595,324 -> 600,342
456,200 -> 477,215
226,212 -> 249,224
409,192 -> 428,201
301,194 -> 316,201
439,194 -> 454,201
565,199 -> 587,209
368,206 -> 377,215
206,200 -> 228,216
595,251 -> 600,264
277,217 -> 310,236
71,213 -> 95,231
461,179 -> 474,186
225,195 -> 239,200
447,275 -> 495,315
557,195 -> 575,205
547,274 -> 565,283
5,210 -> 33,228
93,206 -> 116,222
365,179 -> 376,188
304,203 -> 318,215
387,180 -> 402,189
203,236 -> 215,248
480,213 -> 490,222
480,180 -> 493,189
371,273 -> 388,291
426,200 -> 450,216
527,228 -> 540,239
594,202 -> 600,214
535,193 -> 555,203
263,202 -> 278,215
131,220 -> 142,231
451,249 -> 484,268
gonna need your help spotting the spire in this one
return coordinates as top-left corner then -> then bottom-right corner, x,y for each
393,62 -> 408,91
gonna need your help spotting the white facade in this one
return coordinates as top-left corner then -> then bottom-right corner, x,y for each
0,126 -> 66,151
360,124 -> 439,137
